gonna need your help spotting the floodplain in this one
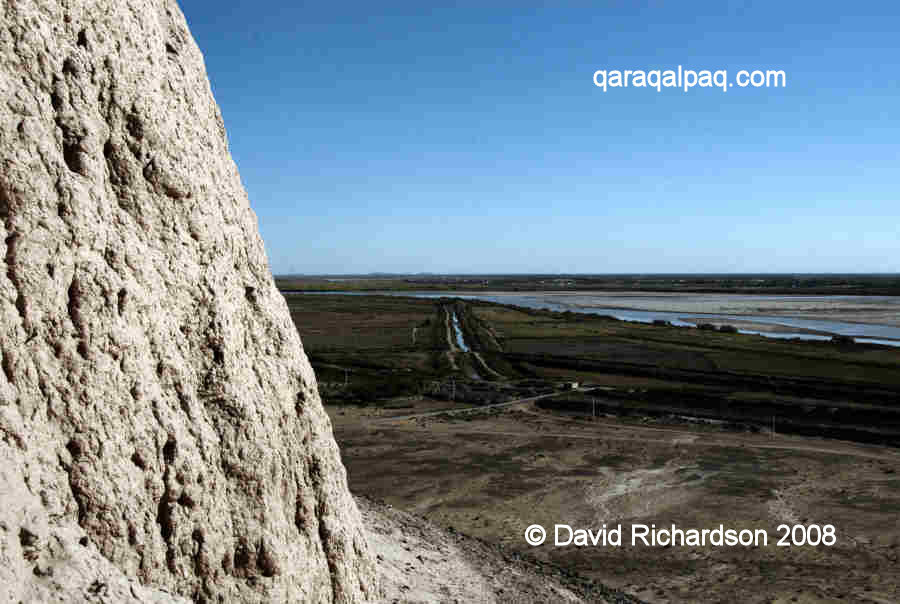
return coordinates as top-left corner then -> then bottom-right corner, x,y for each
284,288 -> 900,603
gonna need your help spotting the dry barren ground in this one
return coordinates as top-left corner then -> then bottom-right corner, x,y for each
362,496 -> 640,603
333,402 -> 900,603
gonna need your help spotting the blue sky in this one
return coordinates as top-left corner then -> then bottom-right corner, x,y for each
183,1 -> 900,275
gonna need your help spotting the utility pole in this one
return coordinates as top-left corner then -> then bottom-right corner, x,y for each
412,326 -> 417,346
344,368 -> 348,387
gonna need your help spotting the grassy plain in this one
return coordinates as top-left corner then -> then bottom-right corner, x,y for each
479,304 -> 900,385
276,273 -> 900,296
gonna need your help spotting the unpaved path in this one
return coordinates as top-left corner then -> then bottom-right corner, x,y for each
472,351 -> 505,379
375,390 -> 586,422
376,405 -> 900,462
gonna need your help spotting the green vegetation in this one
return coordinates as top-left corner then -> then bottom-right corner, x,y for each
475,303 -> 900,384
285,294 -> 447,403
276,273 -> 900,296
286,292 -> 900,444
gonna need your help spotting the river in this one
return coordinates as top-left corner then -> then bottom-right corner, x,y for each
450,311 -> 470,352
284,291 -> 900,347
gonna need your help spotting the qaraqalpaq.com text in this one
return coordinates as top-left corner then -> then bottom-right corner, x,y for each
593,66 -> 786,92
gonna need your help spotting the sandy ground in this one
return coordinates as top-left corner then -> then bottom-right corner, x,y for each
362,496 -> 640,603
333,401 -> 900,603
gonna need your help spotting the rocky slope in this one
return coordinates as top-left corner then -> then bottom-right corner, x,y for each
360,496 -> 643,604
0,0 -> 375,601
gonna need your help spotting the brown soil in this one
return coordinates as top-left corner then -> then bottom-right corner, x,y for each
334,401 -> 900,603
362,496 -> 641,603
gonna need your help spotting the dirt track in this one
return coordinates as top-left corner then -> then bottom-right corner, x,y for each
389,409 -> 900,462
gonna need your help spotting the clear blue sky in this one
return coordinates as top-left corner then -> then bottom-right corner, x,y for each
183,1 -> 900,275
